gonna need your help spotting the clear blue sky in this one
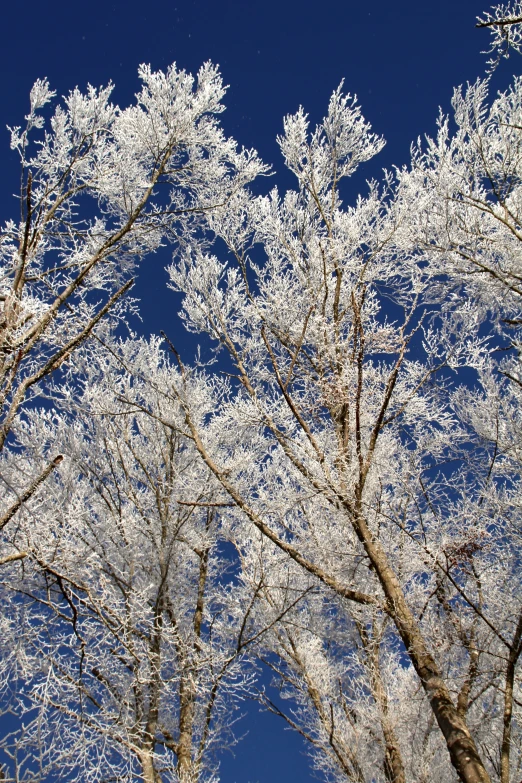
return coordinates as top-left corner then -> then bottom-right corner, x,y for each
0,1 -> 510,781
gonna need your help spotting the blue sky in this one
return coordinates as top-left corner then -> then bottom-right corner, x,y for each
0,1 -> 512,781
1,0 -> 504,352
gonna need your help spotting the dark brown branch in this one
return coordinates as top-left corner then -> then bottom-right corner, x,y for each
0,455 -> 63,531
476,16 -> 522,28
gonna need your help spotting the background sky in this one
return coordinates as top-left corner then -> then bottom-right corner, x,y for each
0,1 -> 516,781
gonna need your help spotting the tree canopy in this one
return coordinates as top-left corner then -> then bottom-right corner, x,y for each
1,6 -> 522,783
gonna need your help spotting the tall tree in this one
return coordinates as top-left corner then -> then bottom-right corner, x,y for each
0,338 -> 274,783
165,76 -> 521,782
0,61 -> 264,526
2,7 -> 522,783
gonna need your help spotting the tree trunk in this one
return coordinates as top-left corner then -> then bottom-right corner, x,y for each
353,511 -> 491,783
501,609 -> 522,783
140,750 -> 161,783
178,673 -> 196,782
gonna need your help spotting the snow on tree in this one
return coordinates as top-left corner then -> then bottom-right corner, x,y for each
166,60 -> 522,783
0,61 -> 265,531
2,6 -> 522,783
0,338 -> 281,783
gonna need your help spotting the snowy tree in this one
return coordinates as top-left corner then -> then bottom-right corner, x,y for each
0,61 -> 265,532
477,2 -> 522,67
2,6 -> 522,783
165,73 -> 521,783
389,56 -> 522,783
0,338 -> 277,783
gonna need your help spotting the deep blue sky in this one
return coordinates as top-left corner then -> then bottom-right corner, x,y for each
0,1 -> 515,781
1,0 -> 509,351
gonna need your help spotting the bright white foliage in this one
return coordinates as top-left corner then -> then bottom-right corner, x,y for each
478,2 -> 522,66
0,340 -> 265,783
167,62 -> 522,783
0,61 -> 265,453
1,11 -> 522,783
